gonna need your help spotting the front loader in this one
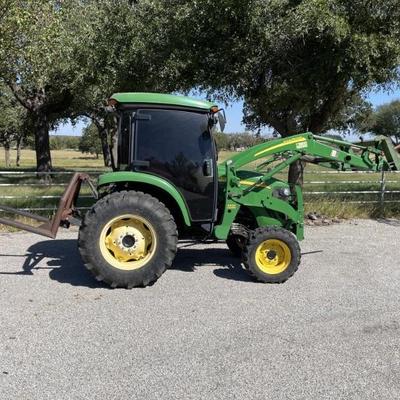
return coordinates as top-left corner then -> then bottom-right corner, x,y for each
1,92 -> 399,288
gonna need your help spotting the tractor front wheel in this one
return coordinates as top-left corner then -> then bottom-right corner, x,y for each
242,227 -> 301,283
78,191 -> 178,288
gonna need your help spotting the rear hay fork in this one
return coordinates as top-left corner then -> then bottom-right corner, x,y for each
0,173 -> 97,239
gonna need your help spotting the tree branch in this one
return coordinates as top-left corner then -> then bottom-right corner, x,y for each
7,82 -> 32,110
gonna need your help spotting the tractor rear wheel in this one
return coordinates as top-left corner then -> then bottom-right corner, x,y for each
242,227 -> 301,283
78,191 -> 178,288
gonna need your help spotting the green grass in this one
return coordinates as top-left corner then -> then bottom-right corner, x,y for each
0,148 -> 108,170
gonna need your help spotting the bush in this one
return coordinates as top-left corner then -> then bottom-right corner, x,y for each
79,124 -> 102,158
214,131 -> 266,151
50,135 -> 80,150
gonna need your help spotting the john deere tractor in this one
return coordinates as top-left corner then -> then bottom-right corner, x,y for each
1,92 -> 399,288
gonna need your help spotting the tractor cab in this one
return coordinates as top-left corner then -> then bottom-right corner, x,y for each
108,93 -> 225,223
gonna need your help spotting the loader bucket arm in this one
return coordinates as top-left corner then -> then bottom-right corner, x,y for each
0,173 -> 93,239
224,133 -> 400,173
214,133 -> 399,240
353,136 -> 400,171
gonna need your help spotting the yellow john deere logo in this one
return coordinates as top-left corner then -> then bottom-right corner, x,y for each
239,180 -> 269,188
254,137 -> 307,157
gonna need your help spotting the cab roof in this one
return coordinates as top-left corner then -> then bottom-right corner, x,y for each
110,92 -> 217,111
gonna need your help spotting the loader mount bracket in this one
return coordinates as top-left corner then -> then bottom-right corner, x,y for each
0,173 -> 93,239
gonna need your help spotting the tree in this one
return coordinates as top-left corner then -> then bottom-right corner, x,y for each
363,100 -> 400,144
65,0 -> 135,167
0,1 -> 83,173
0,1 -> 130,172
50,135 -> 80,150
79,124 -> 102,159
1,0 -> 185,172
145,0 -> 400,184
328,95 -> 373,137
0,86 -> 27,167
66,0 -> 172,167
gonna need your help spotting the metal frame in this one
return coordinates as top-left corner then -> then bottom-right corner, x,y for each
0,173 -> 93,238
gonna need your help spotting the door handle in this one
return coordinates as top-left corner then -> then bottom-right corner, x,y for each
203,159 -> 213,177
130,160 -> 150,169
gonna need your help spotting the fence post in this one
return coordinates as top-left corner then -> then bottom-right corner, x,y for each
379,169 -> 386,217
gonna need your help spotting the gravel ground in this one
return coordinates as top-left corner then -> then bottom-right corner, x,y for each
1,219 -> 400,400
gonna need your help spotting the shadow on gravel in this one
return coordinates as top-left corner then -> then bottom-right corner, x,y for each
377,218 -> 400,227
0,240 -> 325,287
0,239 -> 108,289
0,239 -> 254,286
173,247 -> 254,283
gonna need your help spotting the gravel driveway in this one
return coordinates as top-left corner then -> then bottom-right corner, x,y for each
1,219 -> 400,400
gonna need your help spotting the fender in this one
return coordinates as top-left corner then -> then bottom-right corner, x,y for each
97,171 -> 192,226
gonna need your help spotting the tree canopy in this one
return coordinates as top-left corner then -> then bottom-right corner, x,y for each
363,100 -> 400,144
1,0 -> 400,180
0,1 -> 84,171
0,0 -> 154,171
142,0 -> 400,183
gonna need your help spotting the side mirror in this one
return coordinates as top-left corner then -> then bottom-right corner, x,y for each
104,105 -> 116,113
218,110 -> 226,132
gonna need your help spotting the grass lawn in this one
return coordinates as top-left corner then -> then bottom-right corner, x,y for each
0,148 -> 108,170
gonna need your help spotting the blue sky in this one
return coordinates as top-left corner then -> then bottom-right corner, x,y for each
51,88 -> 400,136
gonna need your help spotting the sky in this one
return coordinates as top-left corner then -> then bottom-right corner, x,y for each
51,87 -> 400,137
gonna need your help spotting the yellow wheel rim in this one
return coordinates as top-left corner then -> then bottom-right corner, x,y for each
99,214 -> 157,271
255,239 -> 291,275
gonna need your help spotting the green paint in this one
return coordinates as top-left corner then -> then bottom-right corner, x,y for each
97,171 -> 192,226
214,132 -> 399,241
110,92 -> 216,111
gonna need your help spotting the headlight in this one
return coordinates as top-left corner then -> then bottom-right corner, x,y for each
279,188 -> 291,197
273,187 -> 291,199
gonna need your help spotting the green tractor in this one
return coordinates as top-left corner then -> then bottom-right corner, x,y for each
1,92 -> 400,288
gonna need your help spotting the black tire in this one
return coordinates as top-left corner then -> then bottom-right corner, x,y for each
78,191 -> 178,288
226,234 -> 247,257
242,227 -> 301,283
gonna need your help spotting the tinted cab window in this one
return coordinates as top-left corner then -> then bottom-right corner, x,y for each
135,109 -> 216,222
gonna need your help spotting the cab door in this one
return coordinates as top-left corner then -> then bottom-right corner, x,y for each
134,108 -> 217,222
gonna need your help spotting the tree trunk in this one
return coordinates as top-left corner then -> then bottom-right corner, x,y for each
265,115 -> 307,186
100,129 -> 111,167
16,135 -> 23,167
288,160 -> 305,187
98,126 -> 112,167
33,113 -> 52,177
110,116 -> 118,170
90,115 -> 112,167
4,141 -> 11,168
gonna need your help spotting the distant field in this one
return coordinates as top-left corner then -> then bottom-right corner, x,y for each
0,148 -> 107,170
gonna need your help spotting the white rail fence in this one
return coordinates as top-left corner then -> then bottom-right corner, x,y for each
0,170 -> 400,213
0,171 -> 103,213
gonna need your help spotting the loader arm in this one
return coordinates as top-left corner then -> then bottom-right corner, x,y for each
227,133 -> 399,173
213,133 -> 400,240
224,133 -> 400,192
